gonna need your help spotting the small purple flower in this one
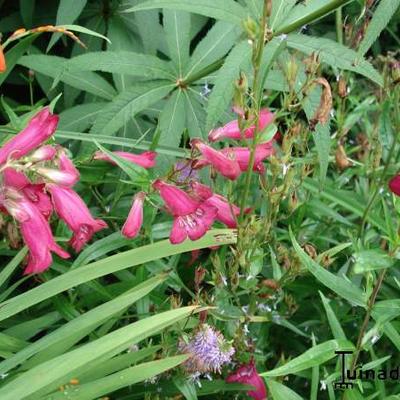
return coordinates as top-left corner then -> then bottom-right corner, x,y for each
174,161 -> 199,183
179,324 -> 235,374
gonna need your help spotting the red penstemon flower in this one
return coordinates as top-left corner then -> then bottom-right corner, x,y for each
122,192 -> 146,239
153,179 -> 217,244
94,150 -> 157,169
389,175 -> 400,196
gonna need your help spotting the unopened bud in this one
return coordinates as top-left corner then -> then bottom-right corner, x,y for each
242,17 -> 258,40
235,71 -> 248,93
35,168 -> 78,186
304,52 -> 320,75
288,191 -> 298,212
287,58 -> 298,88
29,145 -> 57,162
0,45 -> 6,73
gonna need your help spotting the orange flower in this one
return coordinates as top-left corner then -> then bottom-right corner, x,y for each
0,45 -> 6,73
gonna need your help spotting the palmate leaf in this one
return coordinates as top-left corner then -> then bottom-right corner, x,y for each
123,0 -> 247,26
159,89 -> 186,147
0,307 -> 199,399
90,81 -> 174,136
358,0 -> 400,56
184,20 -> 241,80
205,40 -> 252,131
0,276 -> 165,375
270,0 -> 297,31
0,229 -> 237,322
164,9 -> 191,76
18,54 -> 116,100
66,51 -> 175,80
45,355 -> 189,400
58,103 -> 106,133
286,33 -> 384,87
262,339 -> 354,377
184,91 -> 206,139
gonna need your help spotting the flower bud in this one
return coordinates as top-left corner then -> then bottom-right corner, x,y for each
29,145 -> 57,162
391,61 -> 400,85
0,45 -> 6,73
235,71 -> 248,93
242,17 -> 258,40
35,168 -> 78,187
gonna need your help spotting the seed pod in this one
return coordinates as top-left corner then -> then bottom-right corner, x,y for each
335,144 -> 351,170
309,78 -> 332,130
261,279 -> 280,291
337,76 -> 348,98
391,61 -> 400,85
7,222 -> 20,249
304,243 -> 317,259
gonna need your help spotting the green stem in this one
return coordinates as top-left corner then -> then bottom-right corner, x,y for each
239,1 -> 269,219
336,6 -> 343,44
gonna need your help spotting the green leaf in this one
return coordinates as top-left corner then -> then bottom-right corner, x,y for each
205,40 -> 251,131
184,21 -> 240,80
270,0 -> 297,31
90,81 -> 174,136
286,33 -> 384,87
0,248 -> 28,290
0,276 -> 165,375
47,0 -> 88,51
303,84 -> 331,186
0,229 -> 237,322
0,35 -> 36,86
164,9 -> 191,75
0,307 -> 198,399
18,54 -> 116,100
58,103 -> 106,133
159,89 -> 186,147
275,0 -> 355,35
123,0 -> 247,26
262,339 -> 354,377
184,91 -> 206,139
319,291 -> 347,340
302,178 -> 387,233
289,228 -> 367,307
46,355 -> 189,400
357,0 -> 400,57
174,376 -> 198,400
67,51 -> 175,80
372,300 -> 400,324
60,24 -> 111,44
94,141 -> 149,184
266,379 -> 304,399
353,249 -> 394,274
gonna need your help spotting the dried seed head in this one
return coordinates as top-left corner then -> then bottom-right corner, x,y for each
335,144 -> 351,170
337,76 -> 348,98
309,78 -> 332,130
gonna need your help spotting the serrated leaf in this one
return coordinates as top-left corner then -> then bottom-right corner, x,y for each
123,0 -> 247,25
159,89 -> 186,147
47,0 -> 87,51
290,228 -> 367,308
67,51 -> 175,80
164,9 -> 191,75
184,91 -> 206,139
262,339 -> 354,377
357,0 -> 400,56
90,81 -> 174,136
286,33 -> 384,86
184,20 -> 240,79
18,54 -> 116,100
270,0 -> 297,31
206,40 -> 251,131
58,103 -> 106,133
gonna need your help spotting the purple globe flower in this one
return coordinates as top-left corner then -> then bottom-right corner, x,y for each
179,324 -> 235,374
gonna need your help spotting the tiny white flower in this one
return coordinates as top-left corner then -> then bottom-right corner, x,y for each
279,34 -> 288,41
320,380 -> 327,390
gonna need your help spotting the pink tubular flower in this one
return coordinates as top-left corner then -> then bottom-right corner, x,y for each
226,360 -> 267,400
153,180 -> 217,244
191,139 -> 241,181
3,190 -> 69,274
47,184 -> 107,252
0,107 -> 58,164
58,150 -> 80,185
35,168 -> 79,187
208,109 -> 274,142
221,142 -> 274,174
3,168 -> 52,219
191,182 -> 240,228
389,175 -> 400,196
94,150 -> 157,169
122,192 -> 146,239
29,145 -> 57,162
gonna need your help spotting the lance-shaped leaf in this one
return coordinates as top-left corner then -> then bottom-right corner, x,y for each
123,0 -> 247,26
